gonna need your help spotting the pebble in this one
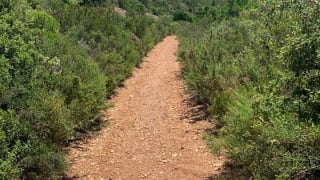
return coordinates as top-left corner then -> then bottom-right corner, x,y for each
172,153 -> 178,158
161,159 -> 168,163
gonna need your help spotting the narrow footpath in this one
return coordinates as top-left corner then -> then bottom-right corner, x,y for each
67,36 -> 223,179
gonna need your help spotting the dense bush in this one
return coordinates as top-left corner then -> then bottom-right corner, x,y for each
0,1 -> 106,178
118,0 -> 146,15
173,10 -> 193,22
0,0 -> 170,178
178,0 -> 320,178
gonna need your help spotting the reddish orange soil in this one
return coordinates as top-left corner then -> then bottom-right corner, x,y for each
67,36 -> 223,179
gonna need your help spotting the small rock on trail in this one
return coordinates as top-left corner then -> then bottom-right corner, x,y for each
67,36 -> 223,179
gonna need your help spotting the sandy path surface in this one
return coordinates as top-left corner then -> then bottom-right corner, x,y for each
67,36 -> 223,179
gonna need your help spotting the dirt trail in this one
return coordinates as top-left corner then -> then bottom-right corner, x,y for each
67,36 -> 223,179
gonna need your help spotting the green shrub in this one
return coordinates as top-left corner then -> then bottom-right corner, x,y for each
0,0 -> 170,178
24,91 -> 72,144
173,9 -> 193,22
0,0 -> 104,177
118,0 -> 146,15
0,110 -> 67,179
178,0 -> 320,178
0,111 -> 23,179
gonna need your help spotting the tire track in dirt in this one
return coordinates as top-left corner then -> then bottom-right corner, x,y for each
67,36 -> 223,179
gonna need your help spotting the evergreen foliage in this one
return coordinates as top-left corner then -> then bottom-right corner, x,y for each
0,0 -> 169,178
1,0 -> 320,178
178,0 -> 320,178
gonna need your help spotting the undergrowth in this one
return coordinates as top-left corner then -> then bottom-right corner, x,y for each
178,0 -> 320,179
0,0 -> 170,178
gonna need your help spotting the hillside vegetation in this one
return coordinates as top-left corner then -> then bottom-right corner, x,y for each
1,0 -> 319,179
178,0 -> 320,179
0,0 -> 169,178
